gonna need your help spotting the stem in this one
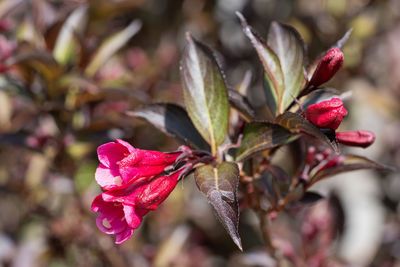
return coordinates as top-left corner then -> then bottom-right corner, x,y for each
258,210 -> 275,256
253,180 -> 276,256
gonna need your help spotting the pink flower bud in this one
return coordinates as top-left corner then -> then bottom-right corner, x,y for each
309,48 -> 343,87
336,130 -> 375,148
136,171 -> 180,210
305,98 -> 348,130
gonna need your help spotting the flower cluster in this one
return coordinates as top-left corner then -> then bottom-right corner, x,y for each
91,139 -> 188,244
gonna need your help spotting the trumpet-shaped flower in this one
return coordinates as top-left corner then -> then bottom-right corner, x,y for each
95,139 -> 181,190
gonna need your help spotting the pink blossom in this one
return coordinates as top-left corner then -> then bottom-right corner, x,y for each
305,98 -> 348,130
95,139 -> 181,190
92,170 -> 182,244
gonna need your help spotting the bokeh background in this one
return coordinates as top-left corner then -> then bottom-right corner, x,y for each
0,0 -> 399,266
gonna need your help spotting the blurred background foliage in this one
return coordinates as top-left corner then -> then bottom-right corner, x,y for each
0,0 -> 399,266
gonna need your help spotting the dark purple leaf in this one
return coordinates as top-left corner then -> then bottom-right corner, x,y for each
195,162 -> 242,250
236,122 -> 295,161
275,112 -> 338,152
128,103 -> 209,151
310,155 -> 394,184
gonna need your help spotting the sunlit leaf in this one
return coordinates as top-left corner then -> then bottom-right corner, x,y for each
310,155 -> 394,184
180,33 -> 229,155
267,21 -> 306,113
53,5 -> 88,66
128,103 -> 209,151
236,122 -> 294,161
85,20 -> 142,77
236,12 -> 284,116
275,112 -> 338,151
195,162 -> 242,250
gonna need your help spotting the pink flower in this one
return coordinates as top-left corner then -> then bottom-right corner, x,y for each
95,139 -> 181,190
305,98 -> 348,130
336,130 -> 375,148
309,48 -> 344,87
91,170 -> 182,244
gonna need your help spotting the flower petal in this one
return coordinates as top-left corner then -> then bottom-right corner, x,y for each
123,205 -> 149,229
95,163 -> 122,189
115,228 -> 134,244
116,139 -> 136,154
92,195 -> 128,234
97,141 -> 127,168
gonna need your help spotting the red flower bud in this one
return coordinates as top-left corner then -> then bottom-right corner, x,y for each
318,155 -> 345,172
305,98 -> 347,130
309,48 -> 343,87
336,130 -> 375,148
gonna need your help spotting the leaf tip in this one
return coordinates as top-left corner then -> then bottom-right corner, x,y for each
235,239 -> 243,251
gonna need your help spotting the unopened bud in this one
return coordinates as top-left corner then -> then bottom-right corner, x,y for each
309,48 -> 343,87
319,156 -> 344,172
305,98 -> 348,130
336,130 -> 375,148
306,146 -> 316,165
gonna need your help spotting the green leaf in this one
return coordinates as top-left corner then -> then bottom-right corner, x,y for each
275,112 -> 338,151
180,33 -> 229,155
236,12 -> 284,117
236,122 -> 294,161
267,21 -> 306,113
85,20 -> 142,77
310,155 -> 394,184
128,103 -> 209,151
195,162 -> 242,250
53,5 -> 88,66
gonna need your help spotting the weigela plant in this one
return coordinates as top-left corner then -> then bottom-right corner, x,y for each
91,12 -> 391,263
